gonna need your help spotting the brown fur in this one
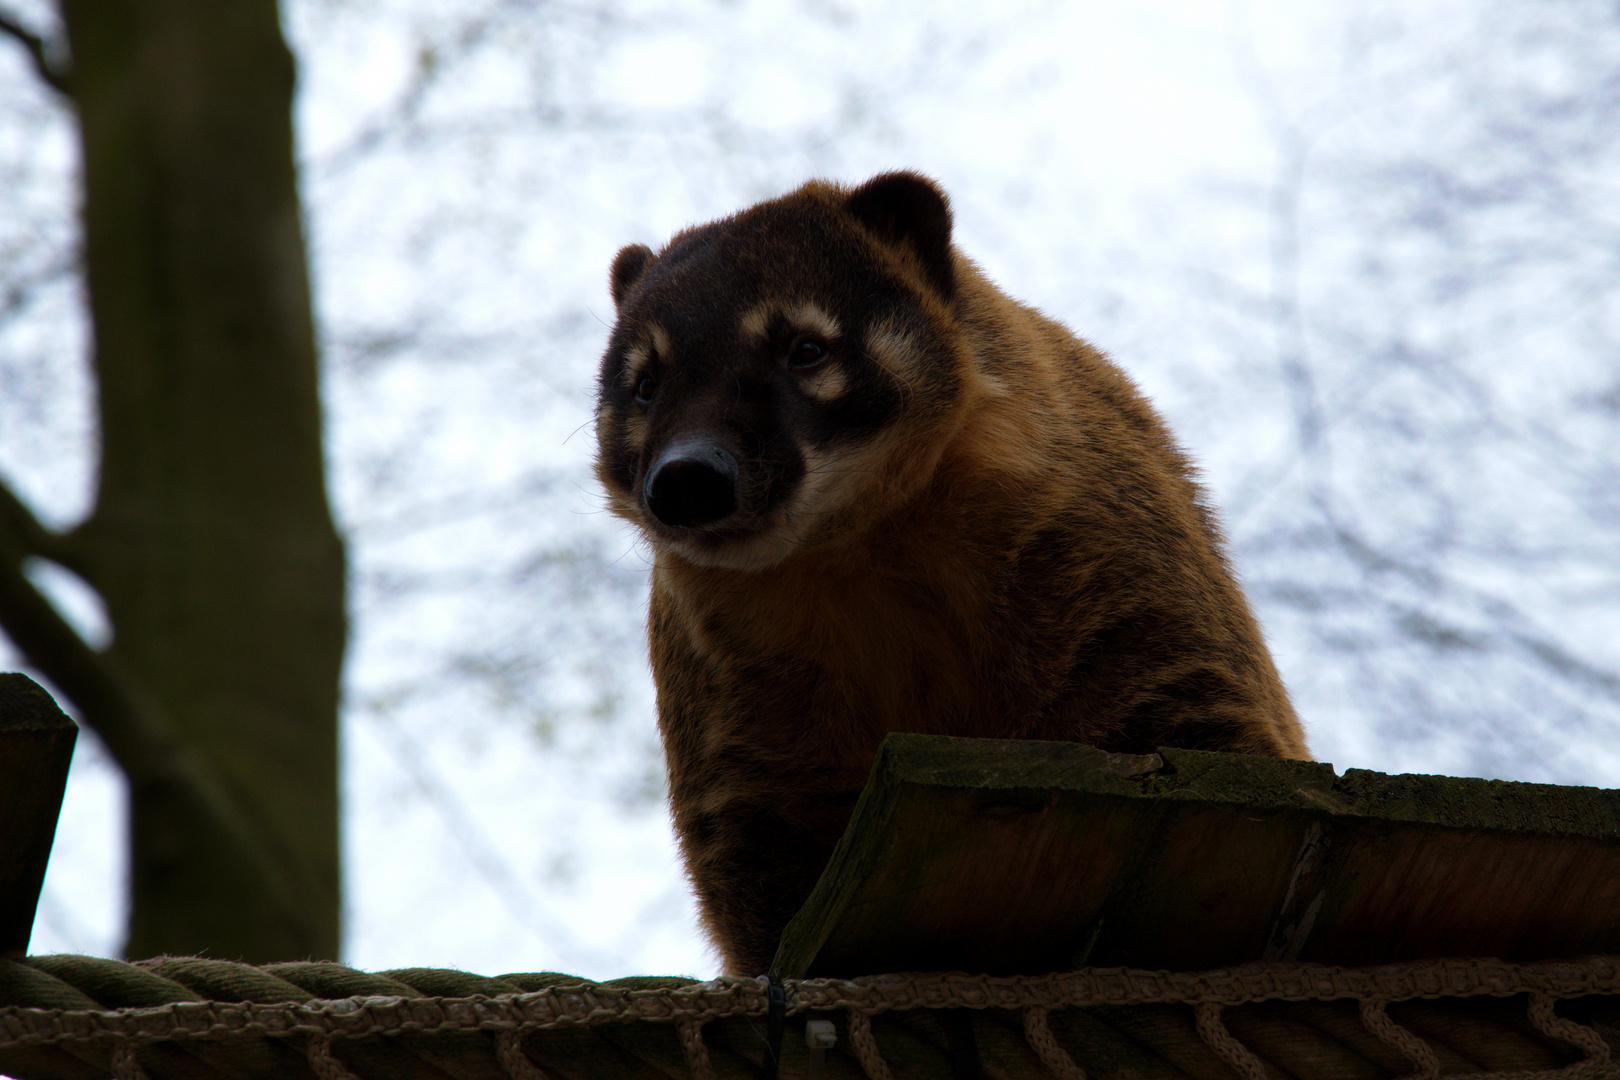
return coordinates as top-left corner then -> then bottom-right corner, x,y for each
594,173 -> 1308,975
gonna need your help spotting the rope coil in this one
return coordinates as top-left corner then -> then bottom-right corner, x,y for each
304,1034 -> 363,1080
1359,999 -> 1440,1080
4,954 -> 1620,1045
109,1039 -> 147,1080
1524,993 -> 1614,1079
1193,1001 -> 1269,1080
845,1009 -> 894,1080
1021,1006 -> 1087,1080
495,1028 -> 550,1080
675,1015 -> 716,1080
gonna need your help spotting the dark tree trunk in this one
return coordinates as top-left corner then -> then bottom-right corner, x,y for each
46,0 -> 345,961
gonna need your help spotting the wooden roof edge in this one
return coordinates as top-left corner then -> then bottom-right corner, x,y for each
773,734 -> 1620,979
870,733 -> 1620,838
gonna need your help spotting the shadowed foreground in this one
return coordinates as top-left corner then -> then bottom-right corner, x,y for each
4,679 -> 1619,1079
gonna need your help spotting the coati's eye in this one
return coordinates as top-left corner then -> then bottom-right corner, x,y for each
634,375 -> 658,404
787,335 -> 829,368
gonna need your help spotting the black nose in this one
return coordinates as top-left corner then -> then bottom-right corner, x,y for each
645,440 -> 738,528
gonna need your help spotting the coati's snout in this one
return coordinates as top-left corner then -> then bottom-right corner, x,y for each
619,389 -> 808,568
644,439 -> 739,529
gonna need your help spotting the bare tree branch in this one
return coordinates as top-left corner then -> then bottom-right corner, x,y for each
0,6 -> 70,96
0,478 -> 91,579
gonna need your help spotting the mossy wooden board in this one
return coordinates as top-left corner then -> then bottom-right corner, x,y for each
772,735 -> 1620,978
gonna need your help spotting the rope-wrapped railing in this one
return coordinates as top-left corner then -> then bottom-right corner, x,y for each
2,954 -> 1619,1079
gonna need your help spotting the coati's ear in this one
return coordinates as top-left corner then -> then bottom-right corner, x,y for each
843,172 -> 955,301
610,244 -> 657,310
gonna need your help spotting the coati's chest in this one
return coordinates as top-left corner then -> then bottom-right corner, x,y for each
651,530 -> 1032,762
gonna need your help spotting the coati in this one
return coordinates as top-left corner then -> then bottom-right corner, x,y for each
594,172 -> 1309,975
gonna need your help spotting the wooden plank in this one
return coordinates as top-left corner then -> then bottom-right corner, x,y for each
0,674 -> 78,958
773,734 -> 1620,978
773,737 -> 1169,977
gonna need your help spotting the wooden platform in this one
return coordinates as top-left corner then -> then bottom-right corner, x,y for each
773,734 -> 1620,978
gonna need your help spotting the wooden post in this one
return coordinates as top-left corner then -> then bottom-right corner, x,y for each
0,674 -> 77,958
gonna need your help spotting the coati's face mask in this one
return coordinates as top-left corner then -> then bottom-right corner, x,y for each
593,175 -> 963,571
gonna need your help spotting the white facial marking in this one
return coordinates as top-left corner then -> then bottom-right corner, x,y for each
620,343 -> 649,389
650,325 -> 673,364
798,365 -> 849,402
739,305 -> 772,344
783,302 -> 841,342
863,321 -> 924,379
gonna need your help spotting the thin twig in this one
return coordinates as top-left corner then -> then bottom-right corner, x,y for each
0,479 -> 86,575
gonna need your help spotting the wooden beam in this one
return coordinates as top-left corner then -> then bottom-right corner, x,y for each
774,734 -> 1620,978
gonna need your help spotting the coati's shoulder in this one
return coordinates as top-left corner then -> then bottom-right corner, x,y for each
938,254 -> 1303,755
930,256 -> 1207,533
946,253 -> 1177,436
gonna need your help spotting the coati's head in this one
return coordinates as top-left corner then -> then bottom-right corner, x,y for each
594,172 -> 971,571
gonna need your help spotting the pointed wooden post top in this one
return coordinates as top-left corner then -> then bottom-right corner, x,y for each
0,673 -> 78,958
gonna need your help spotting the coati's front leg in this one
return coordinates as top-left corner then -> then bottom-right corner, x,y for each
651,595 -> 872,972
670,785 -> 855,975
662,695 -> 867,973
